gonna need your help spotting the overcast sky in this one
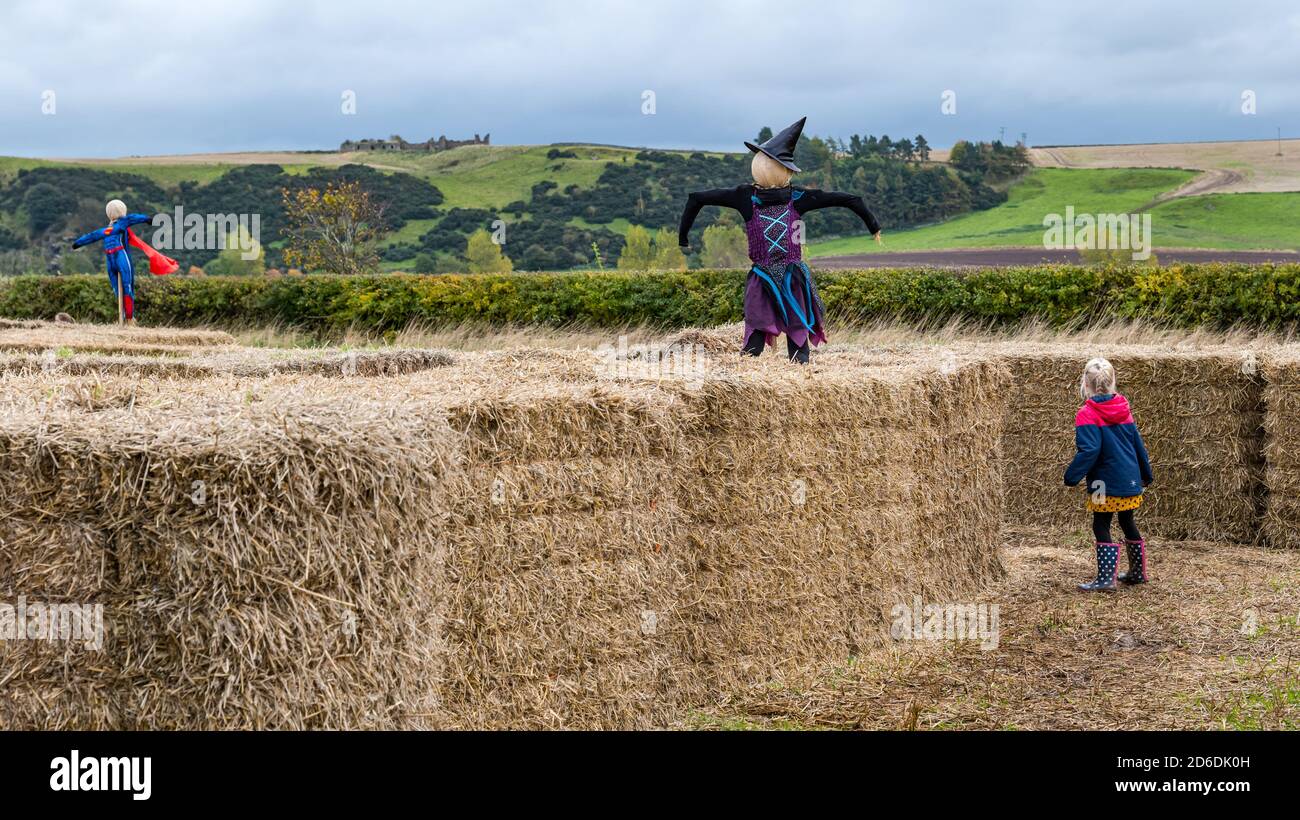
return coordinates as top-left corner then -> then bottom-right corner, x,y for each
2,0 -> 1297,157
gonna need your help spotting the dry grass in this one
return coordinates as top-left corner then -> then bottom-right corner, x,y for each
0,347 -> 453,379
431,347 -> 1008,727
225,316 -> 1297,354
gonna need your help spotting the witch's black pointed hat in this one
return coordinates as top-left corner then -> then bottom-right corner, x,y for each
744,116 -> 806,173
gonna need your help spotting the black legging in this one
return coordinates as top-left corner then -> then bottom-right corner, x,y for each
743,329 -> 810,364
1093,509 -> 1142,544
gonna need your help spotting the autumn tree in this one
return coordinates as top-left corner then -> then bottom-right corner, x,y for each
701,223 -> 748,268
652,227 -> 687,271
617,225 -> 655,270
465,228 -> 514,273
281,181 -> 386,274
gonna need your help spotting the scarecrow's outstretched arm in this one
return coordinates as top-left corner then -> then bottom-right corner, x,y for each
72,214 -> 153,249
71,226 -> 109,248
678,186 -> 747,248
795,189 -> 881,234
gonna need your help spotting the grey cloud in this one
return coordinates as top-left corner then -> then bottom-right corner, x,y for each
0,0 -> 1296,156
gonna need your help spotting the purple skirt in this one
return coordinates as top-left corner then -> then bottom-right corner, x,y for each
743,262 -> 827,349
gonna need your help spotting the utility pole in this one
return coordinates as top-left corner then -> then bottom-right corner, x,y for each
1020,131 -> 1028,147
999,126 -> 1006,144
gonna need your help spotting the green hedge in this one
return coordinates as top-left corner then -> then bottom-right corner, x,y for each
3,264 -> 1300,333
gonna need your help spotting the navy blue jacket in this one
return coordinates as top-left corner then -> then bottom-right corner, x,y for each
1064,393 -> 1153,497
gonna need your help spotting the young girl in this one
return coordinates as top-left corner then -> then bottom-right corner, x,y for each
677,117 -> 882,363
1065,358 -> 1154,592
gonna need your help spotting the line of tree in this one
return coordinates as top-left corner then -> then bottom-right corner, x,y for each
0,132 -> 1031,275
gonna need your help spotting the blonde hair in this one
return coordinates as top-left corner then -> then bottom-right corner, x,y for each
1080,357 -> 1117,401
751,151 -> 794,188
106,199 -> 127,220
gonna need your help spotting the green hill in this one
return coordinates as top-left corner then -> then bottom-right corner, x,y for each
2,136 -> 1013,273
6,142 -> 1297,275
808,167 -> 1300,255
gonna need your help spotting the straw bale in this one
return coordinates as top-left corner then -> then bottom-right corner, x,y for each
0,377 -> 458,729
1262,347 -> 1300,548
0,347 -> 453,379
984,344 -> 1263,541
0,320 -> 234,356
0,341 -> 1011,729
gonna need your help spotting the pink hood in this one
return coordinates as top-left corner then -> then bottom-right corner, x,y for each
1078,393 -> 1134,426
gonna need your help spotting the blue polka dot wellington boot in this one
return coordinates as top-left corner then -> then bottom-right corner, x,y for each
1078,541 -> 1120,592
1118,538 -> 1148,585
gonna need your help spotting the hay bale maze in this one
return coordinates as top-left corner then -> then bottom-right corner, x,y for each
7,318 -> 1298,730
0,329 -> 1009,729
984,343 -> 1266,542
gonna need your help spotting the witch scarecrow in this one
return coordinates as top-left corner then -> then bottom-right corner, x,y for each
71,199 -> 178,325
678,117 -> 881,362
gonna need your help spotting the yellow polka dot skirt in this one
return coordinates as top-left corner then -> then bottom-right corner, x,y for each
1086,493 -> 1144,513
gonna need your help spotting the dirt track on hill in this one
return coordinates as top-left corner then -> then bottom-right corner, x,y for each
816,247 -> 1300,269
1029,139 -> 1300,195
1154,168 -> 1245,202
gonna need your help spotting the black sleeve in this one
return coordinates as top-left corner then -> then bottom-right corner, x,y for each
678,186 -> 747,247
796,189 -> 880,234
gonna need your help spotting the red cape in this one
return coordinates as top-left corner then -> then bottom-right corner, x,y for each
126,228 -> 179,275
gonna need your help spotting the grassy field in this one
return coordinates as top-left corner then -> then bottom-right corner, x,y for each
348,143 -> 631,209
809,168 -> 1195,255
8,144 -> 636,211
808,167 -> 1300,255
1143,191 -> 1300,250
694,528 -> 1300,730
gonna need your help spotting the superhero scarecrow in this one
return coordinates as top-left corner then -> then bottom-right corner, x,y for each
72,199 -> 178,324
678,117 -> 882,362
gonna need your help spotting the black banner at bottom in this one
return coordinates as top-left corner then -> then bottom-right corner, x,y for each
2,730 -> 1280,807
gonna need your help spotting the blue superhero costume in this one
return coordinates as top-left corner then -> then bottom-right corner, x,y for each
72,214 -> 176,320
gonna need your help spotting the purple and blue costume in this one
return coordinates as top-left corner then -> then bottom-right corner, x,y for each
678,184 -> 879,358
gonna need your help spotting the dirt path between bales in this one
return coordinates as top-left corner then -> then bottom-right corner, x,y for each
692,528 -> 1300,730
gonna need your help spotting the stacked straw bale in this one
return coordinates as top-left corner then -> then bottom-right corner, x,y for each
0,374 -> 458,729
430,348 -> 1009,726
983,344 -> 1264,541
0,348 -> 453,379
436,368 -> 689,729
0,343 -> 1012,729
1262,347 -> 1300,548
0,320 -> 234,356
